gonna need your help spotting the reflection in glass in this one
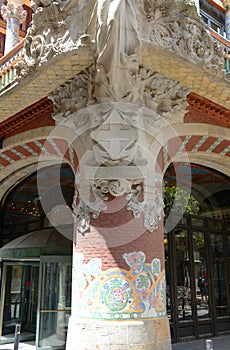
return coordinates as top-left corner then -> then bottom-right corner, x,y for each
2,264 -> 39,336
191,217 -> 205,228
175,230 -> 193,320
164,236 -> 171,321
211,234 -> 228,316
38,261 -> 71,349
193,232 -> 209,319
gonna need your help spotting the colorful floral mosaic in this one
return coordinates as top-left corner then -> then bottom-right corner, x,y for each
74,251 -> 166,320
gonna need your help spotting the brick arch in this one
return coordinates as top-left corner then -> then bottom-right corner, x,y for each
0,137 -> 78,173
156,134 -> 230,177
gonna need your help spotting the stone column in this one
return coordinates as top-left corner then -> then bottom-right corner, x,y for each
224,1 -> 230,40
1,0 -> 27,54
64,101 -> 171,349
66,192 -> 171,350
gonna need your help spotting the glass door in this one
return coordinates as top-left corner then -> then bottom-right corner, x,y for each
36,256 -> 72,350
166,215 -> 230,343
210,233 -> 230,332
0,262 -> 39,339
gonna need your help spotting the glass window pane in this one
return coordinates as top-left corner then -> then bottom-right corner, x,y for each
193,232 -> 210,319
191,217 -> 205,228
175,230 -> 193,320
164,235 -> 171,321
207,220 -> 222,230
38,311 -> 71,348
211,234 -> 228,316
3,266 -> 22,334
38,259 -> 72,349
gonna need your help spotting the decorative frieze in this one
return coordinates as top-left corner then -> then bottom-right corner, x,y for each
74,251 -> 166,320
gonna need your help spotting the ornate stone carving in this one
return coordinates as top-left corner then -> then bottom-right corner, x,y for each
47,1 -> 192,234
16,0 -> 94,76
14,0 -> 225,82
140,66 -> 190,119
50,65 -> 190,123
87,0 -> 144,102
1,0 -> 26,20
126,184 -> 164,232
143,1 -> 225,78
49,66 -> 96,122
90,104 -> 140,166
1,0 -> 27,54
72,185 -> 107,235
93,179 -> 134,199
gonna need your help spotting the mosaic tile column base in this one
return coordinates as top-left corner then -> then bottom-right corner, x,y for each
66,316 -> 172,350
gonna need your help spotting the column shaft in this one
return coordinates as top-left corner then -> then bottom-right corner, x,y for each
66,195 -> 171,350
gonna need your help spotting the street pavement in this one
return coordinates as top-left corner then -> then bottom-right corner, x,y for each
172,334 -> 230,350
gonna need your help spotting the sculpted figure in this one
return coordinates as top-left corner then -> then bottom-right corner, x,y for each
95,0 -> 141,73
88,0 -> 146,102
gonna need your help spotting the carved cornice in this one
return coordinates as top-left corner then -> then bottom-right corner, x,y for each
0,97 -> 54,138
186,92 -> 230,128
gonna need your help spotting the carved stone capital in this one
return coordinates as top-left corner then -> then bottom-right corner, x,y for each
50,66 -> 190,125
1,1 -> 27,22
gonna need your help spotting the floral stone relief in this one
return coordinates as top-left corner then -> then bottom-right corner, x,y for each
74,251 -> 166,320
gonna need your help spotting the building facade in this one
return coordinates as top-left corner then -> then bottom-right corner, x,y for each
0,0 -> 229,349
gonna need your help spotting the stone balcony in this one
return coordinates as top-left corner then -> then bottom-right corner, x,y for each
0,40 -> 24,93
0,0 -> 229,124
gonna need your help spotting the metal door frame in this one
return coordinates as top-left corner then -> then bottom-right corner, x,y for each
0,260 -> 39,341
36,255 -> 72,350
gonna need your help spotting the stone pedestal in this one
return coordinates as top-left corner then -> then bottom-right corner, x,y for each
66,317 -> 171,350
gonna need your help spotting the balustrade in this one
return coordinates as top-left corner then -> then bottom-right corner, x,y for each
0,40 -> 23,91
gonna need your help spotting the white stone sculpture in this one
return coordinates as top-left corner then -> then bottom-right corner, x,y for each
87,0 -> 145,102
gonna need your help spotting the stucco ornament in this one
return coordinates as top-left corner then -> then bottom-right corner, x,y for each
125,181 -> 164,233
